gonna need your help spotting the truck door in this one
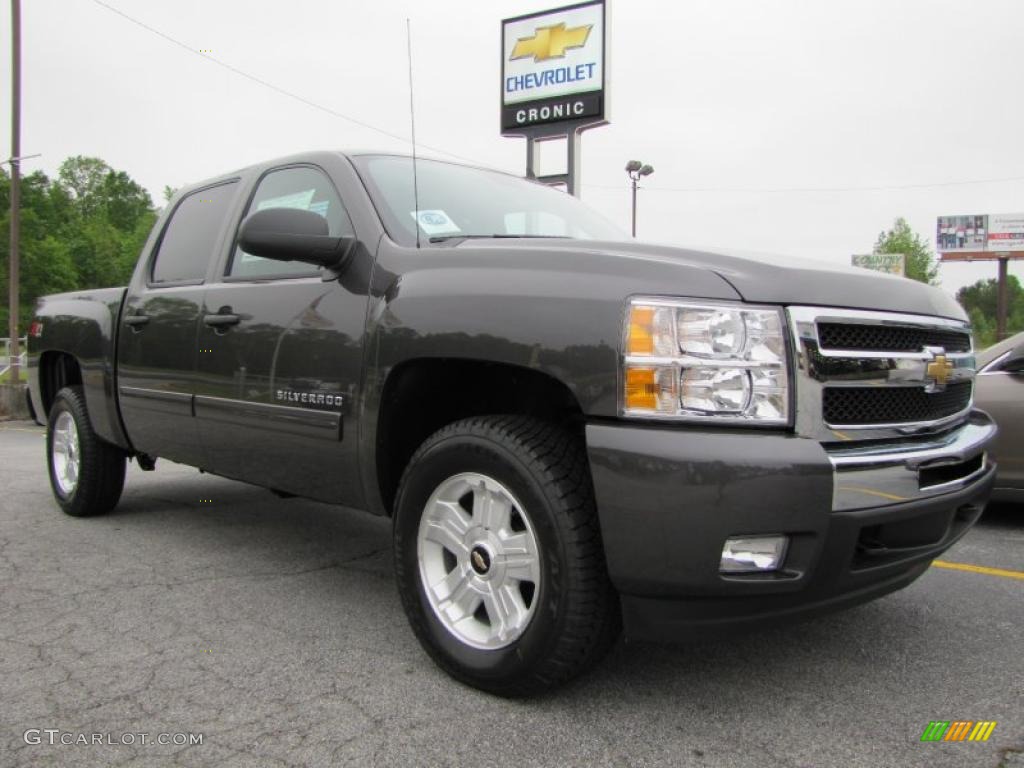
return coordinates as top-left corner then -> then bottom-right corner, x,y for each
193,165 -> 366,506
117,181 -> 240,467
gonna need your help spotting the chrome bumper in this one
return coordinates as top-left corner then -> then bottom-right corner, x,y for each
827,412 -> 997,511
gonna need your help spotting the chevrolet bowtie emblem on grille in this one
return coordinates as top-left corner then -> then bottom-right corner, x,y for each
511,22 -> 592,62
925,350 -> 954,391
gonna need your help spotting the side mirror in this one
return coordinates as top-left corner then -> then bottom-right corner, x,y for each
238,208 -> 353,269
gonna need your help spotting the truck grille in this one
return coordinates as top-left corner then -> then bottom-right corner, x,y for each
816,323 -> 971,353
823,381 -> 973,426
788,307 -> 976,439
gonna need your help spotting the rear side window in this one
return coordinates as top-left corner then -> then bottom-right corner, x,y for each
151,182 -> 238,283
229,166 -> 353,278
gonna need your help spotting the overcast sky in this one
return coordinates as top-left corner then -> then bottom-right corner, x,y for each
2,0 -> 1022,297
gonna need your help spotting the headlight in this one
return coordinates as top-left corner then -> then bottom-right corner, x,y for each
623,298 -> 790,424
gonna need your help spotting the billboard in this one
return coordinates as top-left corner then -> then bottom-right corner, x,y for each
987,212 -> 1024,252
936,214 -> 987,252
851,253 -> 905,276
501,1 -> 606,133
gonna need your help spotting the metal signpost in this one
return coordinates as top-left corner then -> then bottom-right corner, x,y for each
938,212 -> 1024,341
500,1 -> 609,196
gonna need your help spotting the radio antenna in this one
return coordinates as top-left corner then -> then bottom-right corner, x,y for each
406,18 -> 421,249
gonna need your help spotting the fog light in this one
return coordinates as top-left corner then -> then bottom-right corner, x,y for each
720,535 -> 788,573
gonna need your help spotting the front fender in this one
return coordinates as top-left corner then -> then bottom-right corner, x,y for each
355,242 -> 741,513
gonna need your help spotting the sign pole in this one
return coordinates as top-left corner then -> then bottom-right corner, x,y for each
566,127 -> 582,196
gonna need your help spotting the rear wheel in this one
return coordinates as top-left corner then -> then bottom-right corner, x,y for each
394,416 -> 620,696
47,386 -> 126,517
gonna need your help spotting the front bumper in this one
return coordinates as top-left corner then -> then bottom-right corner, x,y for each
586,412 -> 997,642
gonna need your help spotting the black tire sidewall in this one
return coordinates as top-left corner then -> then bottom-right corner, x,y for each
395,433 -> 571,688
47,391 -> 83,508
45,387 -> 123,517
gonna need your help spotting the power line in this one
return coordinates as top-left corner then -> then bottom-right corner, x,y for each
90,0 -> 482,165
586,174 -> 1024,194
89,0 -> 1024,196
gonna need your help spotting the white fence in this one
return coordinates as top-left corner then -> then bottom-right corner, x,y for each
1,337 -> 28,378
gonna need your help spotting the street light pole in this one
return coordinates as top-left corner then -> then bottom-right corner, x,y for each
630,176 -> 636,238
624,160 -> 653,239
8,0 -> 22,387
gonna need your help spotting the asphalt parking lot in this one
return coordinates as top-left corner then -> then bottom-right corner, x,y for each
1,420 -> 1021,768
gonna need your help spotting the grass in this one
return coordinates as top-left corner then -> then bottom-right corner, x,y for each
0,368 -> 28,384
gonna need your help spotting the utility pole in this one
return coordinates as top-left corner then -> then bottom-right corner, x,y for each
8,0 -> 22,387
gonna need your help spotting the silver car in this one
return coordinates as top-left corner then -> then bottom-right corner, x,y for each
975,331 -> 1024,503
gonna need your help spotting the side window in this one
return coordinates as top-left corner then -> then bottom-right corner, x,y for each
229,166 -> 354,278
151,182 -> 238,283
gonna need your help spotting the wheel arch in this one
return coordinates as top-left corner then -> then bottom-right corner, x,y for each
372,358 -> 587,516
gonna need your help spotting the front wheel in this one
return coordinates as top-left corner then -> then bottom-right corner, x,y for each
47,386 -> 126,517
394,416 -> 620,696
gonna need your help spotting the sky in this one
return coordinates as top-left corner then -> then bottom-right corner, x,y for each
1,0 -> 1022,298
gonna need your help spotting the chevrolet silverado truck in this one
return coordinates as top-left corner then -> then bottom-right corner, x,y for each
29,151 -> 996,695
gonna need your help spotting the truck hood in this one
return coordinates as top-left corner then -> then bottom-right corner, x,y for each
506,239 -> 966,321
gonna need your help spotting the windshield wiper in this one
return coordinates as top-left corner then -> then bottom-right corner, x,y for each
428,234 -> 573,244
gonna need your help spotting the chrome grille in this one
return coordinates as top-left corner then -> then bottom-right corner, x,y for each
823,381 -> 972,426
817,323 -> 971,353
788,307 -> 976,441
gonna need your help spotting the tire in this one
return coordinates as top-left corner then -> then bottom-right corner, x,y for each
46,386 -> 126,517
394,415 -> 620,696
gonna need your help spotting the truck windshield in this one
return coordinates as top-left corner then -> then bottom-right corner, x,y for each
351,154 -> 625,247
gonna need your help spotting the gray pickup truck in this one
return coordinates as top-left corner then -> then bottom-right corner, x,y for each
29,151 -> 996,695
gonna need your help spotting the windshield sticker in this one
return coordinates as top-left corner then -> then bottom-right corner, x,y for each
410,209 -> 460,235
257,189 -> 315,212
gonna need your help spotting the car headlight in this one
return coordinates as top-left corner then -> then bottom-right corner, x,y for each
623,298 -> 790,424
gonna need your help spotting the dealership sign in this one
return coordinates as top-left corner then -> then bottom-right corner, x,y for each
851,253 -> 905,276
501,1 -> 607,133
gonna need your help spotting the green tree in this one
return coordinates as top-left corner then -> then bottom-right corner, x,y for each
873,217 -> 940,285
0,158 -> 156,332
57,156 -> 112,216
956,276 -> 1024,349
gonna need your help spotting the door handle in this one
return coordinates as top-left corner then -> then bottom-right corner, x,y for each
124,313 -> 149,328
203,313 -> 240,328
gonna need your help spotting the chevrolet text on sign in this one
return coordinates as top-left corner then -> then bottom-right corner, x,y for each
501,1 -> 606,132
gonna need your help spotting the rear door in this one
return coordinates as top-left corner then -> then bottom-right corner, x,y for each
117,181 -> 240,466
193,164 -> 367,504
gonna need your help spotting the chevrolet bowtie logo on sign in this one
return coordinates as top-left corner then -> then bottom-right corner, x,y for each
920,720 -> 997,742
501,1 -> 606,133
511,23 -> 592,62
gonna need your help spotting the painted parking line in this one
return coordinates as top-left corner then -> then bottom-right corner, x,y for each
932,560 -> 1024,582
